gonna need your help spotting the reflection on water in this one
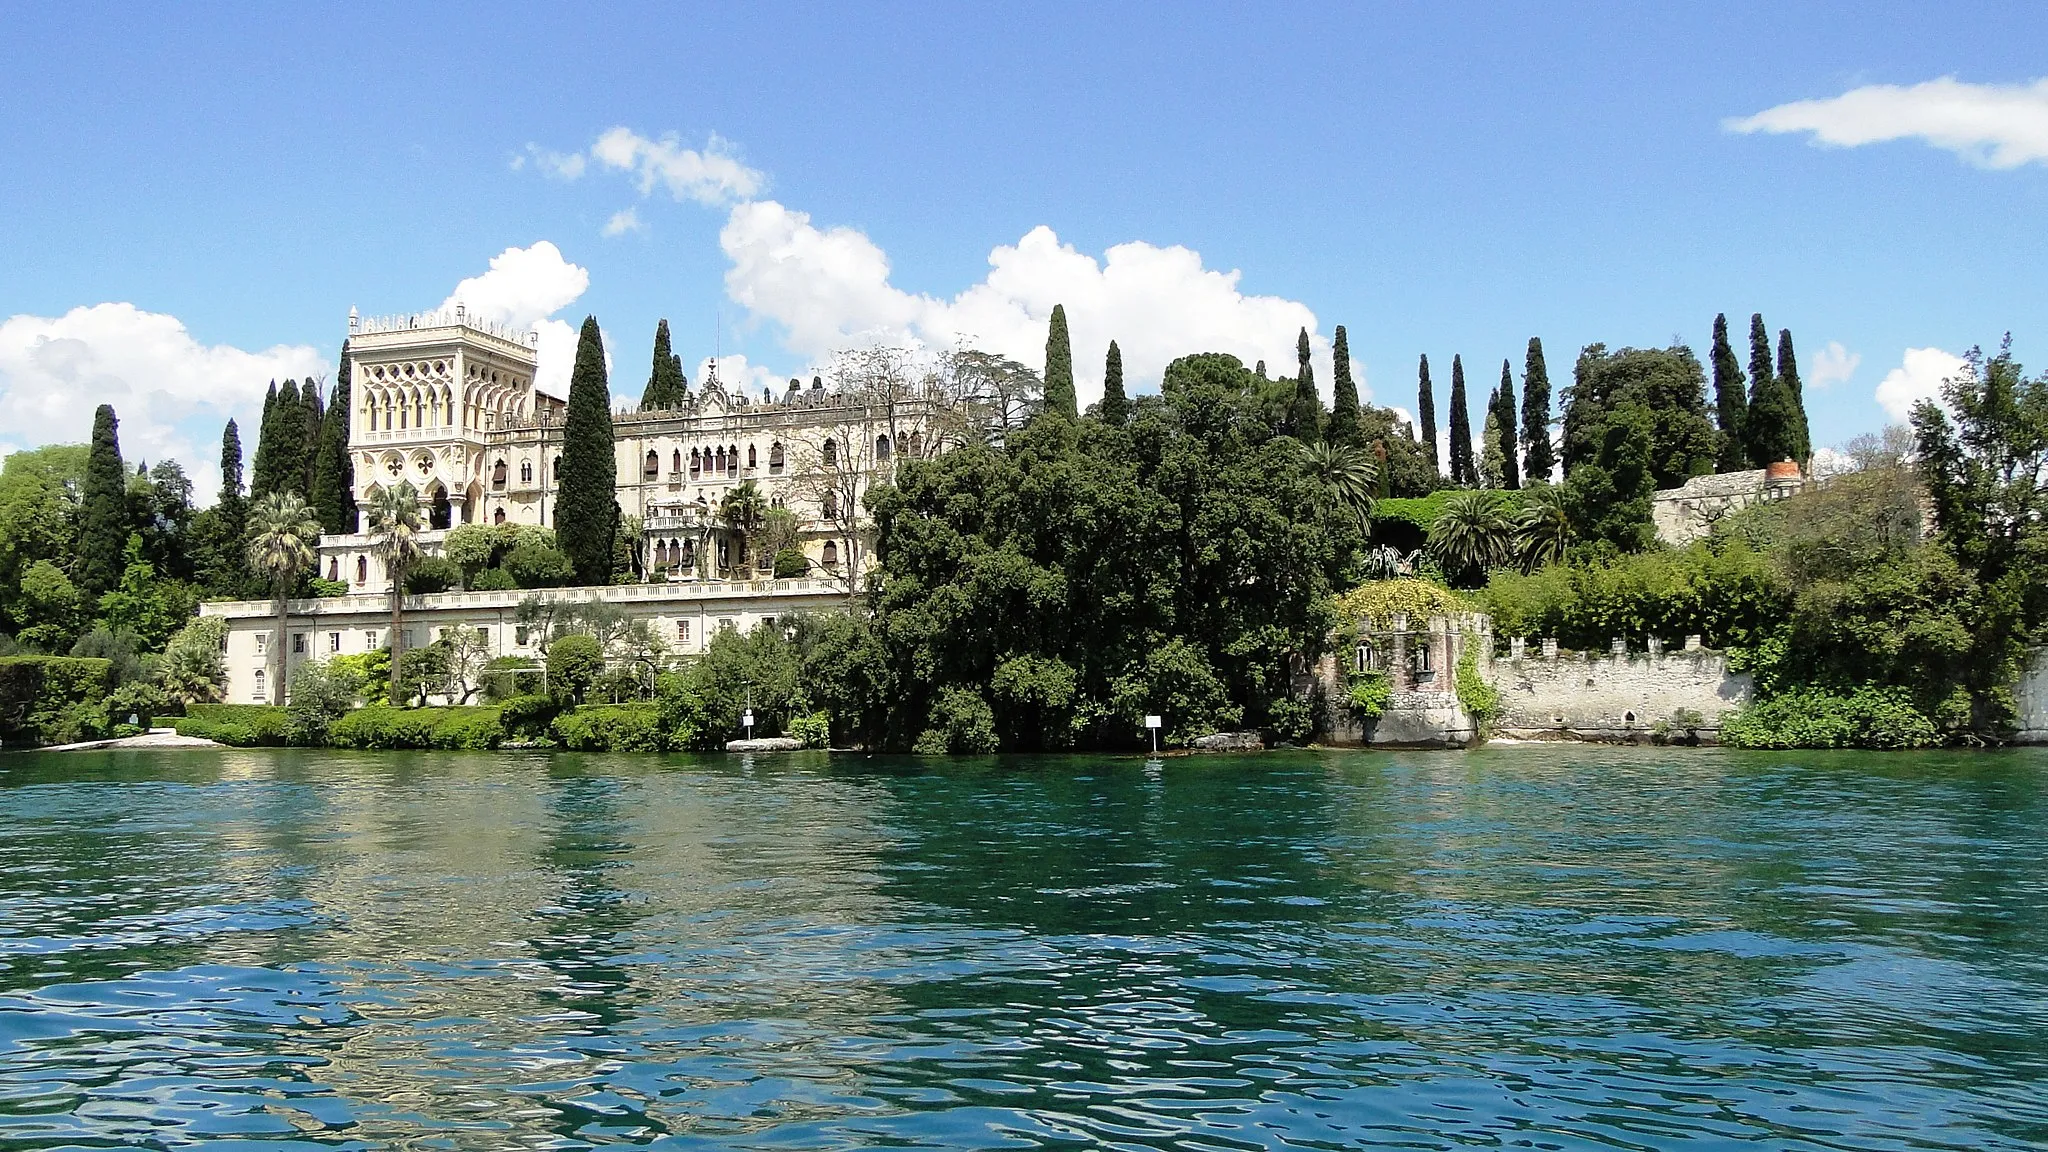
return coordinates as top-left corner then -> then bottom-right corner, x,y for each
0,746 -> 2042,1149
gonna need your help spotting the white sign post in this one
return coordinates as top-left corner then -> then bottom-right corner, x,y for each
743,709 -> 754,740
1144,714 -> 1162,754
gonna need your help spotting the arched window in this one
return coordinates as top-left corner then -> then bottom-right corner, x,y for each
769,442 -> 785,473
680,539 -> 695,566
253,668 -> 266,702
644,450 -> 659,479
355,556 -> 367,583
822,540 -> 839,566
690,448 -> 702,477
492,459 -> 507,488
551,457 -> 560,480
727,444 -> 738,476
876,434 -> 892,461
714,447 -> 726,473
1355,644 -> 1376,673
520,460 -> 533,484
822,439 -> 838,468
672,449 -> 682,474
747,445 -> 757,469
493,508 -> 506,525
823,491 -> 839,520
326,557 -> 338,581
909,432 -> 924,457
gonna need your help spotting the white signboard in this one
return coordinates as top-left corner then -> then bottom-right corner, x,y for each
1144,715 -> 1162,730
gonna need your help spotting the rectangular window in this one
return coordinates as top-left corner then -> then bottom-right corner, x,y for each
292,633 -> 306,654
255,633 -> 267,655
677,620 -> 690,644
515,625 -> 530,647
475,627 -> 488,643
402,629 -> 415,649
329,632 -> 341,653
717,617 -> 737,634
366,630 -> 380,649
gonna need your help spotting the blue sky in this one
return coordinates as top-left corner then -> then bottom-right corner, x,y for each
4,3 -> 2047,495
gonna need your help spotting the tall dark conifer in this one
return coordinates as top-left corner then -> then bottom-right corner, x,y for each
1288,328 -> 1321,442
1743,313 -> 1777,467
311,343 -> 356,533
1043,304 -> 1076,418
1520,337 -> 1555,482
641,319 -> 687,410
1098,340 -> 1130,426
78,404 -> 129,599
253,379 -> 308,499
1327,325 -> 1360,445
250,380 -> 279,499
1496,360 -> 1521,489
1447,355 -> 1474,485
1417,355 -> 1440,477
1710,313 -> 1749,473
1777,329 -> 1811,465
300,378 -> 323,493
558,316 -> 617,586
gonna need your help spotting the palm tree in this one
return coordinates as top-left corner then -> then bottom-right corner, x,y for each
365,481 -> 424,705
245,492 -> 321,702
719,480 -> 769,577
1513,484 -> 1573,572
1296,440 -> 1378,528
1427,490 -> 1516,586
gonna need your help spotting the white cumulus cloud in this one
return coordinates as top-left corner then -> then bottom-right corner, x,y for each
601,208 -> 645,238
719,200 -> 1350,409
438,241 -> 594,398
1809,340 -> 1861,389
591,127 -> 765,206
0,304 -> 325,502
1875,346 -> 1969,422
1727,76 -> 2048,168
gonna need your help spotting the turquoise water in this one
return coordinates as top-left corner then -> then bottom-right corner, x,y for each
0,748 -> 2042,1150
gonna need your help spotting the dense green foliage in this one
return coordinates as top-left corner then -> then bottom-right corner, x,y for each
1722,688 -> 1938,750
1560,344 -> 1716,551
1287,328 -> 1321,442
1743,313 -> 1798,466
328,706 -> 504,750
173,703 -> 292,747
1416,354 -> 1439,478
1777,329 -> 1811,465
639,318 -> 689,410
310,345 -> 356,533
558,316 -> 618,585
552,705 -> 663,751
1492,361 -> 1520,489
0,655 -> 113,745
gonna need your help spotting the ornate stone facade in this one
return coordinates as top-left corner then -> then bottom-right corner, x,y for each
315,310 -> 942,593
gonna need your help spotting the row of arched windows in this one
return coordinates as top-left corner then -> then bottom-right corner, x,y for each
490,458 -> 550,489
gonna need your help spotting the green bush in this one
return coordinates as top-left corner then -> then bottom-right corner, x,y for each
307,577 -> 350,597
1346,670 -> 1391,720
1454,646 -> 1500,728
469,566 -> 517,592
498,693 -> 561,738
772,548 -> 810,579
327,706 -> 504,750
546,634 -> 604,702
1722,687 -> 1939,750
174,703 -> 292,746
405,556 -> 462,595
0,655 -> 114,746
788,710 -> 830,749
552,706 -> 664,751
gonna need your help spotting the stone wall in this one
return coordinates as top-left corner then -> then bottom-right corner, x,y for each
1314,613 -> 1489,748
1494,640 -> 1752,742
2016,647 -> 2048,744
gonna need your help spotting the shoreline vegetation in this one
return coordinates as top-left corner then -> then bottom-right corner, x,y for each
3,313 -> 2046,754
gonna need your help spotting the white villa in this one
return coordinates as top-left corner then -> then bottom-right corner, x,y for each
203,308 -> 945,703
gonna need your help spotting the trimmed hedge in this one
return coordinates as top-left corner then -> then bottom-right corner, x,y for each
552,706 -> 663,752
0,656 -> 113,746
173,703 -> 293,746
327,706 -> 504,750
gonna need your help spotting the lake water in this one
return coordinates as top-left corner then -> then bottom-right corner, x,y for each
0,747 -> 2042,1150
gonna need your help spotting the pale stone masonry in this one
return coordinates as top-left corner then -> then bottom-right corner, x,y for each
1493,640 -> 1751,742
201,578 -> 848,706
1650,463 -> 1804,546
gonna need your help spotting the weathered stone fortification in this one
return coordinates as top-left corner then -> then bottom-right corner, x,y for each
2015,648 -> 2048,744
1651,463 -> 1803,546
1315,612 -> 1492,749
1494,638 -> 1751,743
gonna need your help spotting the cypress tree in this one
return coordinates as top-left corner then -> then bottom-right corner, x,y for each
1043,304 -> 1076,418
1496,359 -> 1521,489
1520,337 -> 1555,482
311,343 -> 356,533
557,316 -> 617,586
1328,325 -> 1360,445
1255,360 -> 1267,379
642,319 -> 687,410
1778,329 -> 1811,465
1417,355 -> 1439,477
300,378 -> 323,494
1744,314 -> 1777,467
250,380 -> 279,500
1710,314 -> 1749,473
1447,355 -> 1474,485
254,379 -> 308,499
78,404 -> 129,599
1099,340 -> 1130,426
1289,328 -> 1321,442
